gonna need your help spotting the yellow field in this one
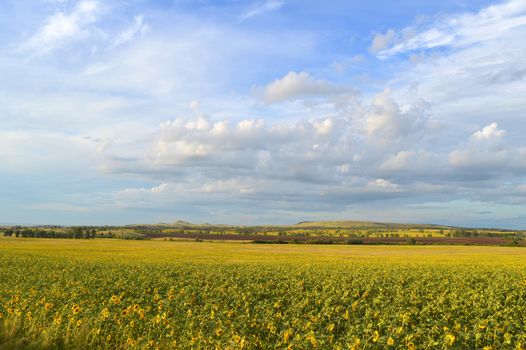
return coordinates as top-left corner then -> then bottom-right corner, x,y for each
1,238 -> 526,349
2,237 -> 526,263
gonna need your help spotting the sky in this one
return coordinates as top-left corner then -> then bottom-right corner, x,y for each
1,0 -> 526,228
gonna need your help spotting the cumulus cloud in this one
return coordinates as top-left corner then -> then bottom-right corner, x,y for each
448,123 -> 526,177
381,151 -> 414,171
2,0 -> 526,226
146,114 -> 353,178
104,82 -> 445,210
365,89 -> 430,147
259,71 -> 347,103
471,122 -> 506,141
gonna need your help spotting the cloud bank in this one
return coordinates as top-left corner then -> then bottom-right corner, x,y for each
0,0 -> 525,227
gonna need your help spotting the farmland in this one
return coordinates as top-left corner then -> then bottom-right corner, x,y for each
1,238 -> 526,349
1,220 -> 524,246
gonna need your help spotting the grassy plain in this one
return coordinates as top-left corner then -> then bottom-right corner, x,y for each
1,238 -> 526,349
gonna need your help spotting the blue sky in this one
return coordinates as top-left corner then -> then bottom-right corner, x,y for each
1,0 -> 526,227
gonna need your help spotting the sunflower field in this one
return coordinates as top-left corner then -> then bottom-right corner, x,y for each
1,238 -> 525,349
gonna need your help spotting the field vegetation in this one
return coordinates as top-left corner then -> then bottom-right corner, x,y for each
1,220 -> 524,246
1,238 -> 526,349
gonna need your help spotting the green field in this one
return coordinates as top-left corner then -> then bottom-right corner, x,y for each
1,238 -> 526,349
3,220 -> 524,242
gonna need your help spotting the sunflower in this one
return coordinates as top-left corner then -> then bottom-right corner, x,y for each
445,334 -> 456,346
71,304 -> 81,315
110,295 -> 121,305
372,330 -> 380,342
283,329 -> 293,343
100,308 -> 110,319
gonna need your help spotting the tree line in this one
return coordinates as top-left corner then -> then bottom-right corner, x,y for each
2,227 -> 97,239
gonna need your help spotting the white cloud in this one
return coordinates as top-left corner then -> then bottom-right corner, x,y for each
149,114 -> 336,167
448,123 -> 525,174
375,0 -> 526,59
22,0 -> 102,54
120,183 -> 168,195
337,163 -> 351,174
241,0 -> 284,21
366,1 -> 526,188
471,122 -> 506,141
367,178 -> 400,191
313,118 -> 333,136
2,0 -> 526,226
365,89 -> 429,146
200,179 -> 256,194
112,15 -> 149,48
380,151 -> 416,171
260,71 -> 346,103
115,183 -> 173,208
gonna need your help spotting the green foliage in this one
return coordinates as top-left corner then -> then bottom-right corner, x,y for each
346,239 -> 364,245
406,237 -> 417,245
2,221 -> 524,244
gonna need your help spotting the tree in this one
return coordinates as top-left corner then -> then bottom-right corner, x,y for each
72,227 -> 83,239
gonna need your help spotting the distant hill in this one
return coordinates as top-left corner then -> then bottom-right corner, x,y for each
294,220 -> 452,230
126,220 -> 231,229
127,219 -> 514,231
172,220 -> 193,226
